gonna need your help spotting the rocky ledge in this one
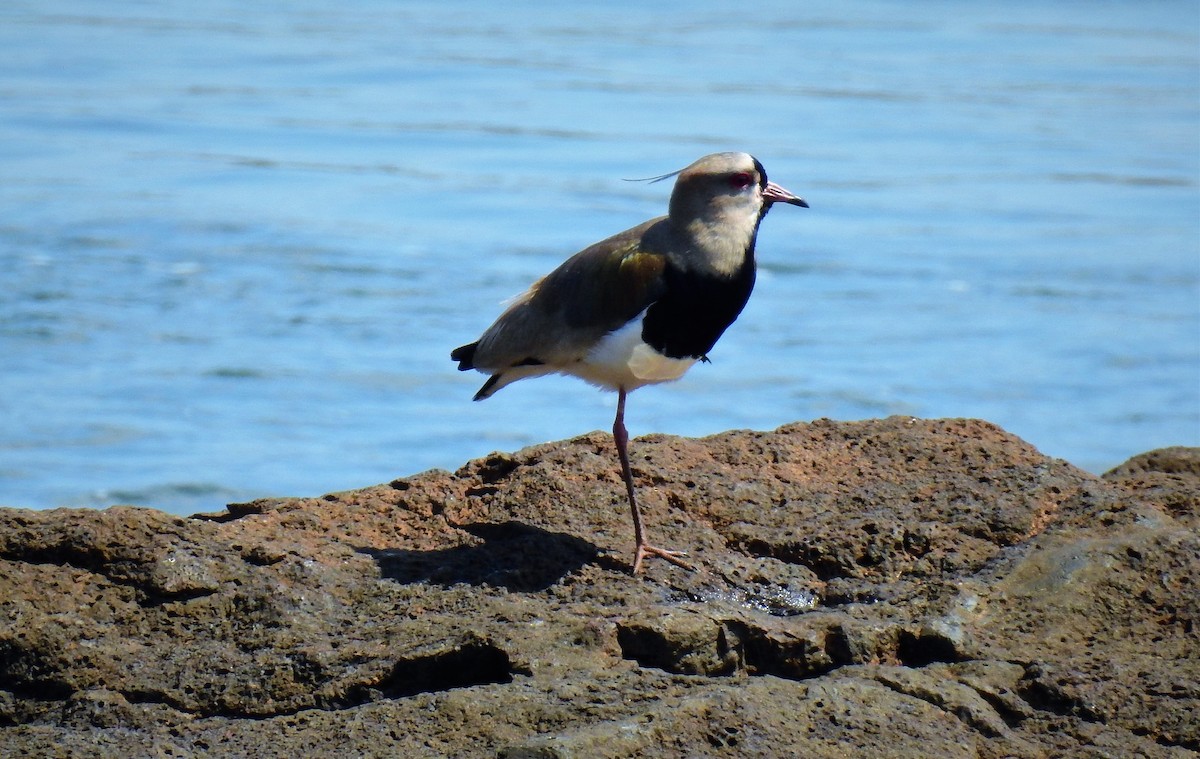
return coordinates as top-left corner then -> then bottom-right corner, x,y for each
0,417 -> 1196,757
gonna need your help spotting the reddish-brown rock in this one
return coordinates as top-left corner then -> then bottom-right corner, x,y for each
0,418 -> 1195,757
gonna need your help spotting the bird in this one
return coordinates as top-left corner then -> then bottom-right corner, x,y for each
451,152 -> 807,574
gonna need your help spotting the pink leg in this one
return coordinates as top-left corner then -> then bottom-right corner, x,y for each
612,388 -> 694,574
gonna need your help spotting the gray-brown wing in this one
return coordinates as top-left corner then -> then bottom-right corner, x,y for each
471,218 -> 671,371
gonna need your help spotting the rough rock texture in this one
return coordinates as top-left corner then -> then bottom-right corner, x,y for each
0,417 -> 1196,758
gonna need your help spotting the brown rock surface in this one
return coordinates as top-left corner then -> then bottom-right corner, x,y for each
0,417 -> 1195,757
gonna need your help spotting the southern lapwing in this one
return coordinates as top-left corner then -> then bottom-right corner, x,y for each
452,152 -> 807,574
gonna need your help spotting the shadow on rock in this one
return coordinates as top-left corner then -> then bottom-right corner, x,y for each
358,521 -> 604,591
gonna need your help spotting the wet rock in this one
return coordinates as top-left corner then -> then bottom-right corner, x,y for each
0,417 -> 1195,757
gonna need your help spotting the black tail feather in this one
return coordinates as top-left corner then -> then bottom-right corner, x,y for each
451,342 -> 477,371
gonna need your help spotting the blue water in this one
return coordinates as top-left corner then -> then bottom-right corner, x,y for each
2,1 -> 1197,514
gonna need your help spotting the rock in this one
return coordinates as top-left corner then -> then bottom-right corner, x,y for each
0,417 -> 1195,757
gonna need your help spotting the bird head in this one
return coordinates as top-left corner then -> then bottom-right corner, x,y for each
665,152 -> 807,274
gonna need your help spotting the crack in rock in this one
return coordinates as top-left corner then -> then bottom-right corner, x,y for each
2,637 -> 527,723
616,611 -> 963,681
324,637 -> 529,710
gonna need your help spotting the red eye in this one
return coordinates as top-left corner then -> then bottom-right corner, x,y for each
729,172 -> 754,189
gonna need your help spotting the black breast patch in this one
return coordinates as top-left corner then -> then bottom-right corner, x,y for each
640,257 -> 756,360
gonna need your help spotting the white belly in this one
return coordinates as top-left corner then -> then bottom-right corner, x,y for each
575,314 -> 697,391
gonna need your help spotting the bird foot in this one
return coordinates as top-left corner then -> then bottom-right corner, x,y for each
632,543 -> 695,574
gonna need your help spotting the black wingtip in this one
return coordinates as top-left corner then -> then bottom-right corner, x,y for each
451,342 -> 477,371
473,374 -> 501,401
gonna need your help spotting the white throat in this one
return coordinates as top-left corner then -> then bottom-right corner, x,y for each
677,209 -> 760,277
